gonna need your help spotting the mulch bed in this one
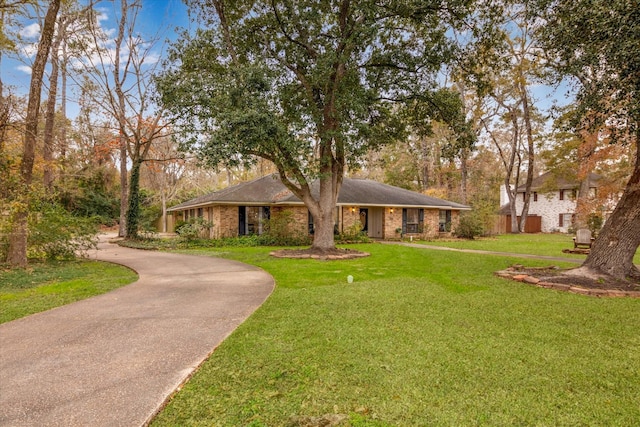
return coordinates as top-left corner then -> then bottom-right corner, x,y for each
496,265 -> 640,297
270,248 -> 370,260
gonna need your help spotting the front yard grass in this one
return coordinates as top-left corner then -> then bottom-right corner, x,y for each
0,260 -> 137,324
152,244 -> 640,426
419,232 -> 640,264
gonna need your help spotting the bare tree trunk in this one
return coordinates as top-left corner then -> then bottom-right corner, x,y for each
59,30 -> 68,160
517,76 -> 535,233
582,139 -> 640,280
460,146 -> 469,204
6,0 -> 61,267
115,0 -> 129,238
43,32 -> 63,191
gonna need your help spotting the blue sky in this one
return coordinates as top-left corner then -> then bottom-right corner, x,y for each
1,0 -> 190,101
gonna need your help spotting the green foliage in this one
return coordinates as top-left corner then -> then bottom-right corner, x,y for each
1,193 -> 99,261
536,0 -> 640,133
262,210 -> 312,246
137,188 -> 161,234
58,165 -> 120,225
159,2 -> 474,171
126,161 -> 143,238
454,212 -> 484,239
28,202 -> 100,260
337,223 -> 371,243
158,1 -> 476,249
175,217 -> 213,241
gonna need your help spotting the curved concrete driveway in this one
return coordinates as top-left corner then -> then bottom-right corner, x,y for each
0,235 -> 274,426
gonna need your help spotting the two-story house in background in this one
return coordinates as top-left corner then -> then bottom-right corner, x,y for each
499,172 -> 601,233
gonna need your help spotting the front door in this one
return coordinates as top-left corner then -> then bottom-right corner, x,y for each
368,208 -> 383,238
359,208 -> 368,233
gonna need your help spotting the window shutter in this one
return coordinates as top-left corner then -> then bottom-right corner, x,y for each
559,213 -> 563,227
238,206 -> 246,235
402,208 -> 407,234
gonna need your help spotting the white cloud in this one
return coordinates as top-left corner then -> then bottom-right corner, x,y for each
17,65 -> 32,75
20,23 -> 40,39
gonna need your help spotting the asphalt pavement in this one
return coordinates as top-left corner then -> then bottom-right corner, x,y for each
0,234 -> 274,426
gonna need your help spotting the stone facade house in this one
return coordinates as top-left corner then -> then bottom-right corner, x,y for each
167,174 -> 470,240
500,172 -> 601,233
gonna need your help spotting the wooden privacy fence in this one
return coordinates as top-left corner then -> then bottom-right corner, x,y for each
492,215 -> 542,234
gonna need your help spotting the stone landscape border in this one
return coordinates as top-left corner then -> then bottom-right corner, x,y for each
495,267 -> 640,298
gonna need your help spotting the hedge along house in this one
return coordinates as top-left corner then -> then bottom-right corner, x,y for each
166,174 -> 471,240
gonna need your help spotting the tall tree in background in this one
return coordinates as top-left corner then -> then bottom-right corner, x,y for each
159,0 -> 474,253
80,0 -> 167,238
42,2 -> 91,190
6,0 -> 60,267
462,2 -> 545,233
537,0 -> 640,281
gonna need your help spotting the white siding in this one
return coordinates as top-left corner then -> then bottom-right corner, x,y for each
515,191 -> 576,233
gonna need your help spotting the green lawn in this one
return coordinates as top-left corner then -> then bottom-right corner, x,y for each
419,233 -> 640,264
152,243 -> 640,426
0,260 -> 137,324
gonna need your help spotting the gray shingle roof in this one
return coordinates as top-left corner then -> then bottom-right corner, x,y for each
168,174 -> 470,211
516,171 -> 601,192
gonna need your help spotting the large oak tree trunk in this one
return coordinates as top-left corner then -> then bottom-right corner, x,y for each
582,141 -> 640,280
309,161 -> 341,252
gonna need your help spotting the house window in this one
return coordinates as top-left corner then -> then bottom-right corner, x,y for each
533,192 -> 538,202
239,206 -> 270,235
439,210 -> 452,232
558,213 -> 572,228
522,192 -> 526,202
402,208 -> 423,234
197,208 -> 203,218
559,189 -> 564,201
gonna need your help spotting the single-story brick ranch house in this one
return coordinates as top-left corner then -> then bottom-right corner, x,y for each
166,174 -> 471,240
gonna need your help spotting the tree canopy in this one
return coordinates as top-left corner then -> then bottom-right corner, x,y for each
535,0 -> 640,280
157,0 -> 474,251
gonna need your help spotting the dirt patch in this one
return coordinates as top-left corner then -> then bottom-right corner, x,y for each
270,247 -> 370,260
496,265 -> 640,297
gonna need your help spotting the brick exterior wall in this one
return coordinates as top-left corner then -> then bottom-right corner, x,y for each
341,206 -> 361,233
384,208 -> 403,239
270,206 -> 309,237
169,204 -> 465,240
213,205 -> 239,238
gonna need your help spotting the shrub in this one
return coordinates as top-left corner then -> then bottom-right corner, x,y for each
454,213 -> 484,240
337,223 -> 371,243
262,210 -> 311,246
176,217 -> 213,241
28,202 -> 100,260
